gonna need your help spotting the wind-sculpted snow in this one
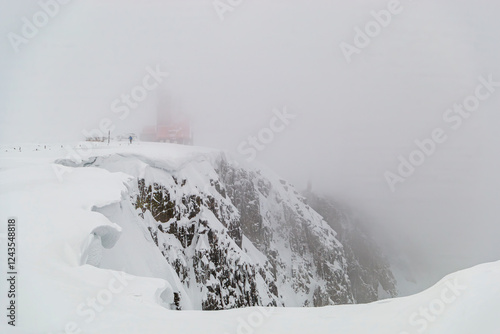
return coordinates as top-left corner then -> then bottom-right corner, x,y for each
90,225 -> 122,249
0,156 -> 182,333
81,225 -> 122,267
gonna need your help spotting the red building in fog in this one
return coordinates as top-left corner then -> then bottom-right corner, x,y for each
141,95 -> 193,145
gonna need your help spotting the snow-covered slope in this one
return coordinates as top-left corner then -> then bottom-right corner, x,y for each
1,142 -> 498,333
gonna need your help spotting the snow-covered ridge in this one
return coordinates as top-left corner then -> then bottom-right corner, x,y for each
0,142 -> 498,333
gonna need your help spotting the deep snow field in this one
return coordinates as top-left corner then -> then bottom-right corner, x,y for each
0,141 -> 499,334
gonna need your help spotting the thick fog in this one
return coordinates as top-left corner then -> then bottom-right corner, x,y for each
1,0 -> 499,287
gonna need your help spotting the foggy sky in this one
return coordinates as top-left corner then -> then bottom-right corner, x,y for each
1,0 -> 499,287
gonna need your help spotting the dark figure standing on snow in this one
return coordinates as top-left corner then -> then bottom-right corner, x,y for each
129,136 -> 133,144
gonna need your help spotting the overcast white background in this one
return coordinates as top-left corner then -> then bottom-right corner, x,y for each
1,0 -> 499,288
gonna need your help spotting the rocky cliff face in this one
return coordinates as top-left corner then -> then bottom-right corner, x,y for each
62,149 -> 397,309
214,159 -> 354,307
